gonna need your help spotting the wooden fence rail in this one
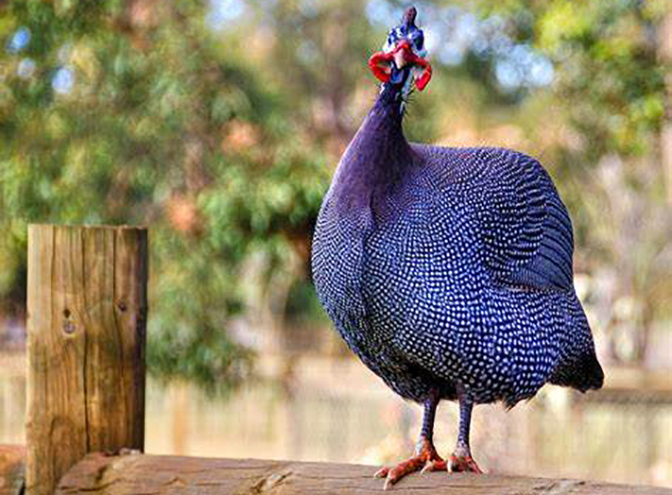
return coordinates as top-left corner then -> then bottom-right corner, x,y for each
2,450 -> 672,495
55,454 -> 672,495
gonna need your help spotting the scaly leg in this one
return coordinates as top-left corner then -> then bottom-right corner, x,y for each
448,387 -> 482,473
374,390 -> 446,489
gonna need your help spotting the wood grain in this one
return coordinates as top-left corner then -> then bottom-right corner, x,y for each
56,454 -> 672,495
26,225 -> 147,495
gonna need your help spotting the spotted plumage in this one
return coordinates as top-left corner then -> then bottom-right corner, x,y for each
312,6 -> 602,484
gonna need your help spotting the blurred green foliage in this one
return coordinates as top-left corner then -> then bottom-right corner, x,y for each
0,0 -> 332,390
0,0 -> 670,388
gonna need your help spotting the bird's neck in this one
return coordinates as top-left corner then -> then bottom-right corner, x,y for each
329,83 -> 414,215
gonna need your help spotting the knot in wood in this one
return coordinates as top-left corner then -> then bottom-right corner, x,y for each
62,320 -> 76,334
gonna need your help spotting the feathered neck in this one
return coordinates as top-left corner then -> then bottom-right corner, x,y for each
328,84 -> 415,216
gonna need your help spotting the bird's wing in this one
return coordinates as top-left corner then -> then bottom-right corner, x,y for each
473,149 -> 574,291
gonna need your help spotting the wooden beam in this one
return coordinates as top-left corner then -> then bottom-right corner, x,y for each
26,225 -> 148,495
0,446 -> 25,495
57,454 -> 671,495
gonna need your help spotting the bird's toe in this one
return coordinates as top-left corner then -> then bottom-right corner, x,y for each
421,458 -> 447,474
374,439 -> 446,489
379,456 -> 426,488
373,466 -> 390,478
448,454 -> 483,474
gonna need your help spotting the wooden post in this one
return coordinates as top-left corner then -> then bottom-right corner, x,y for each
26,225 -> 148,495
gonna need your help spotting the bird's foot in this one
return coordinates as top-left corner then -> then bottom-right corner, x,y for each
374,437 -> 446,490
448,453 -> 482,473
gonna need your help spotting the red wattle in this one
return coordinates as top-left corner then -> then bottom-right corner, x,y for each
368,44 -> 432,91
415,62 -> 432,91
369,51 -> 394,83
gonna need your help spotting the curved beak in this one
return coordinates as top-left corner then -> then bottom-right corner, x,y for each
368,40 -> 432,91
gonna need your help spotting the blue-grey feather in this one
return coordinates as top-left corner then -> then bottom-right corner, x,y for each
312,85 -> 603,409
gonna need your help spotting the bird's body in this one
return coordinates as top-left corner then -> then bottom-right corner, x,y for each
312,7 -> 602,486
313,88 -> 602,408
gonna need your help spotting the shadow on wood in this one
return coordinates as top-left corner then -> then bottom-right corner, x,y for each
57,454 -> 672,495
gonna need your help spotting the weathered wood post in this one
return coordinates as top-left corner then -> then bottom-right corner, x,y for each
26,225 -> 148,495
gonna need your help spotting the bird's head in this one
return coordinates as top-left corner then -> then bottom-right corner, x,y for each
368,6 -> 432,96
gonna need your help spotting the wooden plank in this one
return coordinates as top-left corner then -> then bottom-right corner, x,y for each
57,454 -> 672,495
0,446 -> 25,495
26,225 -> 148,495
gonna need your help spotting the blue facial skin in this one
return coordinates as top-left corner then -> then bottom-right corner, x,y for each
386,23 -> 425,54
384,23 -> 426,85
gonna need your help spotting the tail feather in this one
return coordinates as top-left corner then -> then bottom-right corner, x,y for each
549,290 -> 604,392
550,350 -> 604,392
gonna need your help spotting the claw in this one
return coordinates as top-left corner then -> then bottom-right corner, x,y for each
373,437 -> 445,489
374,466 -> 389,478
448,454 -> 483,474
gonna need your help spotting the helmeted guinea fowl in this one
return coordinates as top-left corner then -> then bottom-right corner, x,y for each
311,6 -> 604,489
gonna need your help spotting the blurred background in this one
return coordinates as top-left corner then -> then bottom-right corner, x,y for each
0,0 -> 671,488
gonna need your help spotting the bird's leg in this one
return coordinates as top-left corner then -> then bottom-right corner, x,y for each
374,390 -> 446,489
448,387 -> 482,473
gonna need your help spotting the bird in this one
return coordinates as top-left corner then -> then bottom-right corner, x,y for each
311,6 -> 604,490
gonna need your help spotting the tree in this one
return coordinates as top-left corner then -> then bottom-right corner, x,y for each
482,0 -> 672,363
2,0 -> 669,382
0,0 -> 329,390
